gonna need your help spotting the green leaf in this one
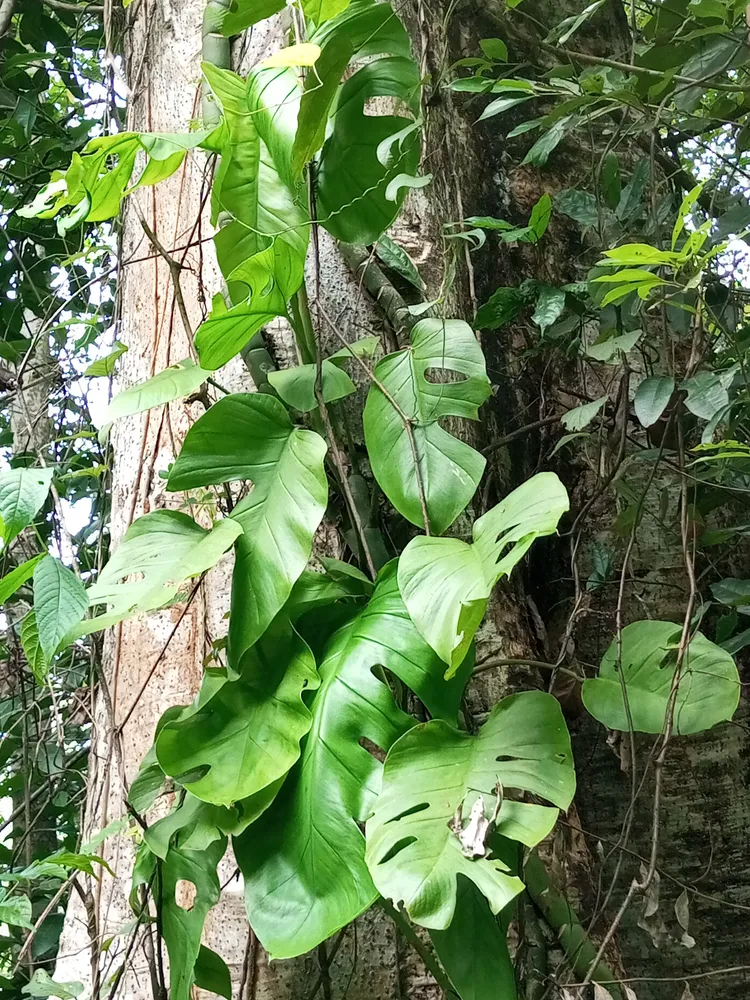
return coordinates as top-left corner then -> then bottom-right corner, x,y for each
78,512 -> 242,638
317,55 -> 421,243
291,33 -> 353,179
363,319 -> 491,534
547,0 -> 607,44
532,285 -> 565,332
681,371 -> 728,421
219,0 -> 284,35
156,618 -> 318,806
33,557 -> 88,661
194,946 -> 232,1000
554,188 -> 600,227
0,554 -> 45,605
475,287 -> 527,330
398,473 -> 569,673
0,467 -> 54,546
235,563 -> 472,959
582,620 -> 740,735
0,891 -> 33,929
21,612 -> 49,684
522,117 -> 571,167
561,396 -> 607,431
375,233 -> 425,290
166,394 -> 328,659
99,359 -> 211,430
84,341 -> 128,377
711,578 -> 750,608
365,691 -> 575,927
477,95 -> 533,122
267,361 -> 356,412
303,0 -> 352,20
528,192 -> 552,240
634,375 -> 674,427
430,880 -> 517,1000
21,970 -> 83,999
585,329 -> 642,362
616,159 -> 649,222
479,38 -> 508,61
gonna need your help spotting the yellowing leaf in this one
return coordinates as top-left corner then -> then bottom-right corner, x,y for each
261,43 -> 322,68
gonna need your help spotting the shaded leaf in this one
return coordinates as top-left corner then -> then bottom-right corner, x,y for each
0,467 -> 54,546
561,396 -> 607,431
33,556 -> 88,661
634,376 -> 674,427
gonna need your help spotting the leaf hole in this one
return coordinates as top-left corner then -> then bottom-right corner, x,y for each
385,802 -> 429,825
174,764 -> 210,785
423,367 -> 468,385
363,95 -> 411,118
174,879 -> 197,911
359,737 -> 386,763
377,836 -> 417,865
495,755 -> 515,763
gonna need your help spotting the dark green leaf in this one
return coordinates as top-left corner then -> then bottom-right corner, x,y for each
33,556 -> 88,661
0,554 -> 45,605
634,376 -> 675,427
475,287 -> 526,330
0,467 -> 53,546
194,946 -> 232,1000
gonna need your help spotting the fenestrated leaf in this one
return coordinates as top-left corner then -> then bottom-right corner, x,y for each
317,54 -> 421,243
75,512 -> 242,638
365,691 -> 575,927
0,467 -> 54,546
634,375 -> 675,428
156,618 -> 319,806
268,360 -> 355,412
131,839 -> 226,1000
99,359 -> 211,430
235,563 -> 473,959
21,612 -> 49,684
582,620 -> 740,735
33,556 -> 88,661
0,554 -> 45,606
430,880 -> 517,1000
363,319 -> 491,534
166,393 -> 328,659
398,473 -> 569,673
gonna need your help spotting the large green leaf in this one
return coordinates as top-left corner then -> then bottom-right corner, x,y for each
365,691 -> 575,928
196,64 -> 308,369
363,319 -> 491,534
398,473 -> 569,673
430,880 -> 517,1000
33,556 -> 88,661
75,511 -> 242,638
235,562 -> 472,959
99,359 -> 212,430
132,839 -> 225,1000
218,0 -> 284,35
156,618 -> 318,806
582,620 -> 740,735
0,467 -> 53,546
317,54 -> 421,244
0,891 -> 33,929
194,946 -> 231,1000
166,393 -> 328,658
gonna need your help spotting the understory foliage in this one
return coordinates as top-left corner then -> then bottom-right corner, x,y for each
2,0 -> 750,997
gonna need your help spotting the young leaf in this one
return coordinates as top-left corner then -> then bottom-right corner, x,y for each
585,329 -> 642,362
582,621 -> 740,734
365,691 -> 575,927
0,467 -> 54,546
84,341 -> 128,377
33,556 -> 88,661
561,396 -> 607,431
363,319 -> 491,534
235,563 -> 472,959
99,359 -> 211,430
398,473 -> 569,673
634,375 -> 674,427
166,394 -> 328,659
268,361 -> 356,412
77,512 -> 242,638
156,618 -> 319,807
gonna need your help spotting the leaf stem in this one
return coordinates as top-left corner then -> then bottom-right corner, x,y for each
380,898 -> 458,997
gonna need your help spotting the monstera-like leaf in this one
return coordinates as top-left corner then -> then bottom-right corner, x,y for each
398,473 -> 569,674
72,511 -> 242,639
166,393 -> 327,659
582,620 -> 740,735
365,691 -> 575,928
195,64 -> 308,368
363,319 -> 491,534
156,617 -> 318,806
234,562 -> 473,959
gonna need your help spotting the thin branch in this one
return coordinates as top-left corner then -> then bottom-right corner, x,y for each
139,216 -> 194,340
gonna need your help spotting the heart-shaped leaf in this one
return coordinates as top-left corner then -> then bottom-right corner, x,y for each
156,618 -> 318,806
364,318 -> 491,534
399,473 -> 569,673
365,691 -> 575,927
235,562 -> 472,959
167,393 -> 328,658
582,620 -> 740,734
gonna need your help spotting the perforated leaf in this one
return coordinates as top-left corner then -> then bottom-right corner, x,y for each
365,691 -> 575,927
364,319 -> 491,534
399,473 -> 569,673
235,563 -> 472,959
166,393 -> 328,659
582,620 -> 740,735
